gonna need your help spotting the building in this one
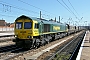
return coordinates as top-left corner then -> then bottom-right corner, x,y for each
10,23 -> 14,28
0,20 -> 6,26
0,19 -> 14,28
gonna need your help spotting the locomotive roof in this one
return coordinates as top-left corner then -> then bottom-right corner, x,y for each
15,15 -> 32,21
31,17 -> 66,25
15,15 -> 67,25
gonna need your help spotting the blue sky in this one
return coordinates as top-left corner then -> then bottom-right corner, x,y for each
0,0 -> 89,26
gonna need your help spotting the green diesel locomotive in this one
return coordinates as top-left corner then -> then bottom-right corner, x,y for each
13,15 -> 78,48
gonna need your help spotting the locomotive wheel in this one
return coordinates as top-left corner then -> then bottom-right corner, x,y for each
32,39 -> 40,49
35,42 -> 40,48
36,39 -> 40,48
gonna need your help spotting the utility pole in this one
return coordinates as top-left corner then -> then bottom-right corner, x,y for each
40,11 -> 41,19
59,16 -> 60,23
55,17 -> 56,22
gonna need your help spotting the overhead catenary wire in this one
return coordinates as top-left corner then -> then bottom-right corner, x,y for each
18,0 -> 56,16
19,0 -> 81,21
0,8 -> 33,17
0,1 -> 39,14
61,0 -> 78,19
56,0 -> 75,17
0,0 -> 81,21
57,0 -> 79,19
0,14 -> 16,17
18,0 -> 47,12
0,1 -> 39,19
0,1 -> 53,19
68,0 -> 80,17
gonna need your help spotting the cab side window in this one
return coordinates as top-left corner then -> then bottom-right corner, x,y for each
35,23 -> 39,29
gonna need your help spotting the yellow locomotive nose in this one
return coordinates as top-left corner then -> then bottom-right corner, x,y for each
14,19 -> 33,39
15,30 -> 33,39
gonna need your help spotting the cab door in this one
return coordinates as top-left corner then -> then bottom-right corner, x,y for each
39,23 -> 43,34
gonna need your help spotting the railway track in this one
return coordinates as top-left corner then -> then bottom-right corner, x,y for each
31,30 -> 85,60
0,36 -> 15,47
11,31 -> 84,60
44,31 -> 85,60
0,45 -> 28,60
0,35 -> 14,38
0,36 -> 15,43
0,30 -> 85,60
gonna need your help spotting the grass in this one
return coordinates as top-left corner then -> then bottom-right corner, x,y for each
53,52 -> 71,60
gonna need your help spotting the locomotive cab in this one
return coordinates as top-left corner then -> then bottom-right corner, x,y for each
14,15 -> 40,40
14,15 -> 41,48
15,18 -> 33,39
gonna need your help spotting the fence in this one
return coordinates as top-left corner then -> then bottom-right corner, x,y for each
0,27 -> 14,31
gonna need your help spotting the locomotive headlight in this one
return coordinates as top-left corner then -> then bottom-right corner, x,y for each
15,35 -> 18,37
27,36 -> 31,38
